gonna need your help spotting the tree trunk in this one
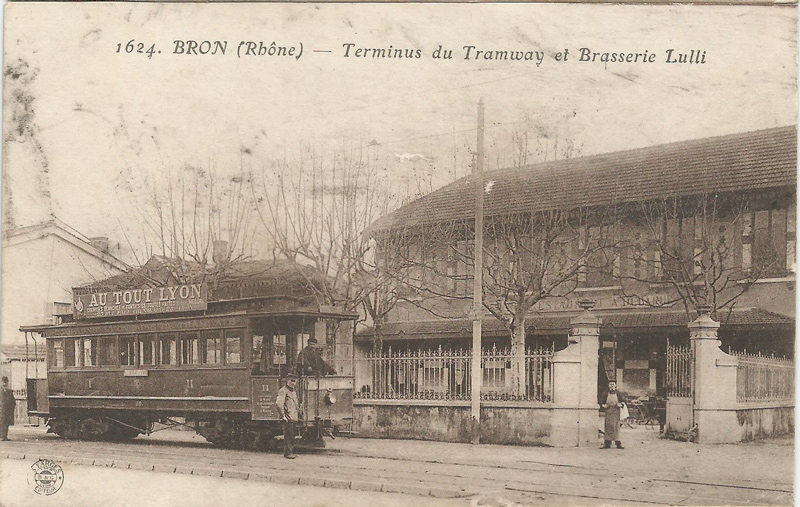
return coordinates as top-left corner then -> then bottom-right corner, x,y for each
509,318 -> 526,398
372,322 -> 383,354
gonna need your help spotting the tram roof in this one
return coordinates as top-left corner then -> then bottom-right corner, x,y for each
74,256 -> 331,300
20,306 -> 357,334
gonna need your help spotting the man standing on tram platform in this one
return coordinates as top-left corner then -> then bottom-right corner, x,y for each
276,374 -> 300,459
296,337 -> 336,377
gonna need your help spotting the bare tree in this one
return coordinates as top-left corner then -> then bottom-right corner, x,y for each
618,192 -> 790,322
387,205 -> 616,397
488,111 -> 584,170
251,145 -> 405,342
133,164 -> 259,284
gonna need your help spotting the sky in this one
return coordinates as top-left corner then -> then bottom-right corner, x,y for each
2,2 -> 797,262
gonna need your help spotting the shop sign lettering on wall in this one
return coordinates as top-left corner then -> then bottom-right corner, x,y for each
74,284 -> 208,319
533,294 -> 674,313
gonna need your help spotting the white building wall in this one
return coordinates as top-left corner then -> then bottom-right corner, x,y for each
2,232 -> 125,346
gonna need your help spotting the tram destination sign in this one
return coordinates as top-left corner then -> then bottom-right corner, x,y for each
74,284 -> 208,320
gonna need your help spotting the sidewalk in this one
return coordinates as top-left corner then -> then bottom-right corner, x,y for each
11,424 -> 793,487
62,423 -> 798,487
334,426 -> 794,490
4,424 -> 793,505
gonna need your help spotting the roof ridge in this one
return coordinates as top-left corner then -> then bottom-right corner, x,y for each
370,125 -> 797,232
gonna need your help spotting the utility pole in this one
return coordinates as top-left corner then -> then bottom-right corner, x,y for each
470,98 -> 485,444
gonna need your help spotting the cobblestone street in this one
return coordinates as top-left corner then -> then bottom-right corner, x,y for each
0,425 -> 792,506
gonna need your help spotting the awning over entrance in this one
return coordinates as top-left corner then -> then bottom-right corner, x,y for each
355,308 -> 795,342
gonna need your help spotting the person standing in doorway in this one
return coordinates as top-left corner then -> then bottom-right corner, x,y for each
601,380 -> 624,449
0,377 -> 16,441
275,374 -> 300,459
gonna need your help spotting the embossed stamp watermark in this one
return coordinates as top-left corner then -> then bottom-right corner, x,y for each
30,459 -> 64,495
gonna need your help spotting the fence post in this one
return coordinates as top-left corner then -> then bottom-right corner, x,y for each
550,299 -> 600,447
689,305 -> 739,443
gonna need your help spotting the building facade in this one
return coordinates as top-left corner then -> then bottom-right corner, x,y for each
358,126 -> 796,401
2,219 -> 127,422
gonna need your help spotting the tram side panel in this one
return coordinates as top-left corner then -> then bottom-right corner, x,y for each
46,368 -> 252,414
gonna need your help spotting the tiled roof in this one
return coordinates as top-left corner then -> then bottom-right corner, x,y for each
370,126 -> 797,231
355,308 -> 794,341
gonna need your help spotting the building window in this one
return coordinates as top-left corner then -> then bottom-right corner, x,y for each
120,336 -> 137,366
483,359 -> 508,390
98,336 -> 117,367
202,330 -> 222,365
658,216 -> 695,282
50,340 -> 64,368
138,334 -> 157,366
745,207 -> 789,277
160,334 -> 177,365
450,240 -> 473,296
583,225 -> 616,287
225,329 -> 242,364
181,332 -> 200,365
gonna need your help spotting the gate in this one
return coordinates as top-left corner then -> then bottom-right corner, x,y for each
665,342 -> 694,434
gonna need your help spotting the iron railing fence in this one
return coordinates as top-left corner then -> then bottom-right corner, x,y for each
354,345 -> 554,402
729,349 -> 794,403
666,343 -> 694,397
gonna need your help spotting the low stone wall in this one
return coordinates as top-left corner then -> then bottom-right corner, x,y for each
737,405 -> 794,441
353,400 -> 554,446
695,404 -> 794,444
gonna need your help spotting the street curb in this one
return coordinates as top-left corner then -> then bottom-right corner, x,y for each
2,452 -> 472,499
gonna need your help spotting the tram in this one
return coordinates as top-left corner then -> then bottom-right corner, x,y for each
22,259 -> 356,452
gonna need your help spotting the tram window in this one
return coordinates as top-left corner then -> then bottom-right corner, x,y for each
138,334 -> 157,366
293,333 -> 311,370
225,329 -> 242,364
120,336 -> 137,366
65,339 -> 79,367
98,336 -> 117,367
252,334 -> 265,372
202,330 -> 221,364
83,338 -> 98,367
181,332 -> 200,365
160,334 -> 177,365
296,333 -> 311,351
273,335 -> 287,366
50,340 -> 64,368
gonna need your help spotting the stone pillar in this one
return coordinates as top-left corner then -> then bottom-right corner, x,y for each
550,299 -> 601,447
689,305 -> 739,443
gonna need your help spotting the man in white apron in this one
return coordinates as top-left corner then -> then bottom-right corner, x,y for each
601,380 -> 624,449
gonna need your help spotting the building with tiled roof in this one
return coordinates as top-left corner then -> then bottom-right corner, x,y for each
359,126 -> 796,398
370,125 -> 796,232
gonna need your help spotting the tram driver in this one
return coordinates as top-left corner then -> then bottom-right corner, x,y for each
296,337 -> 336,377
